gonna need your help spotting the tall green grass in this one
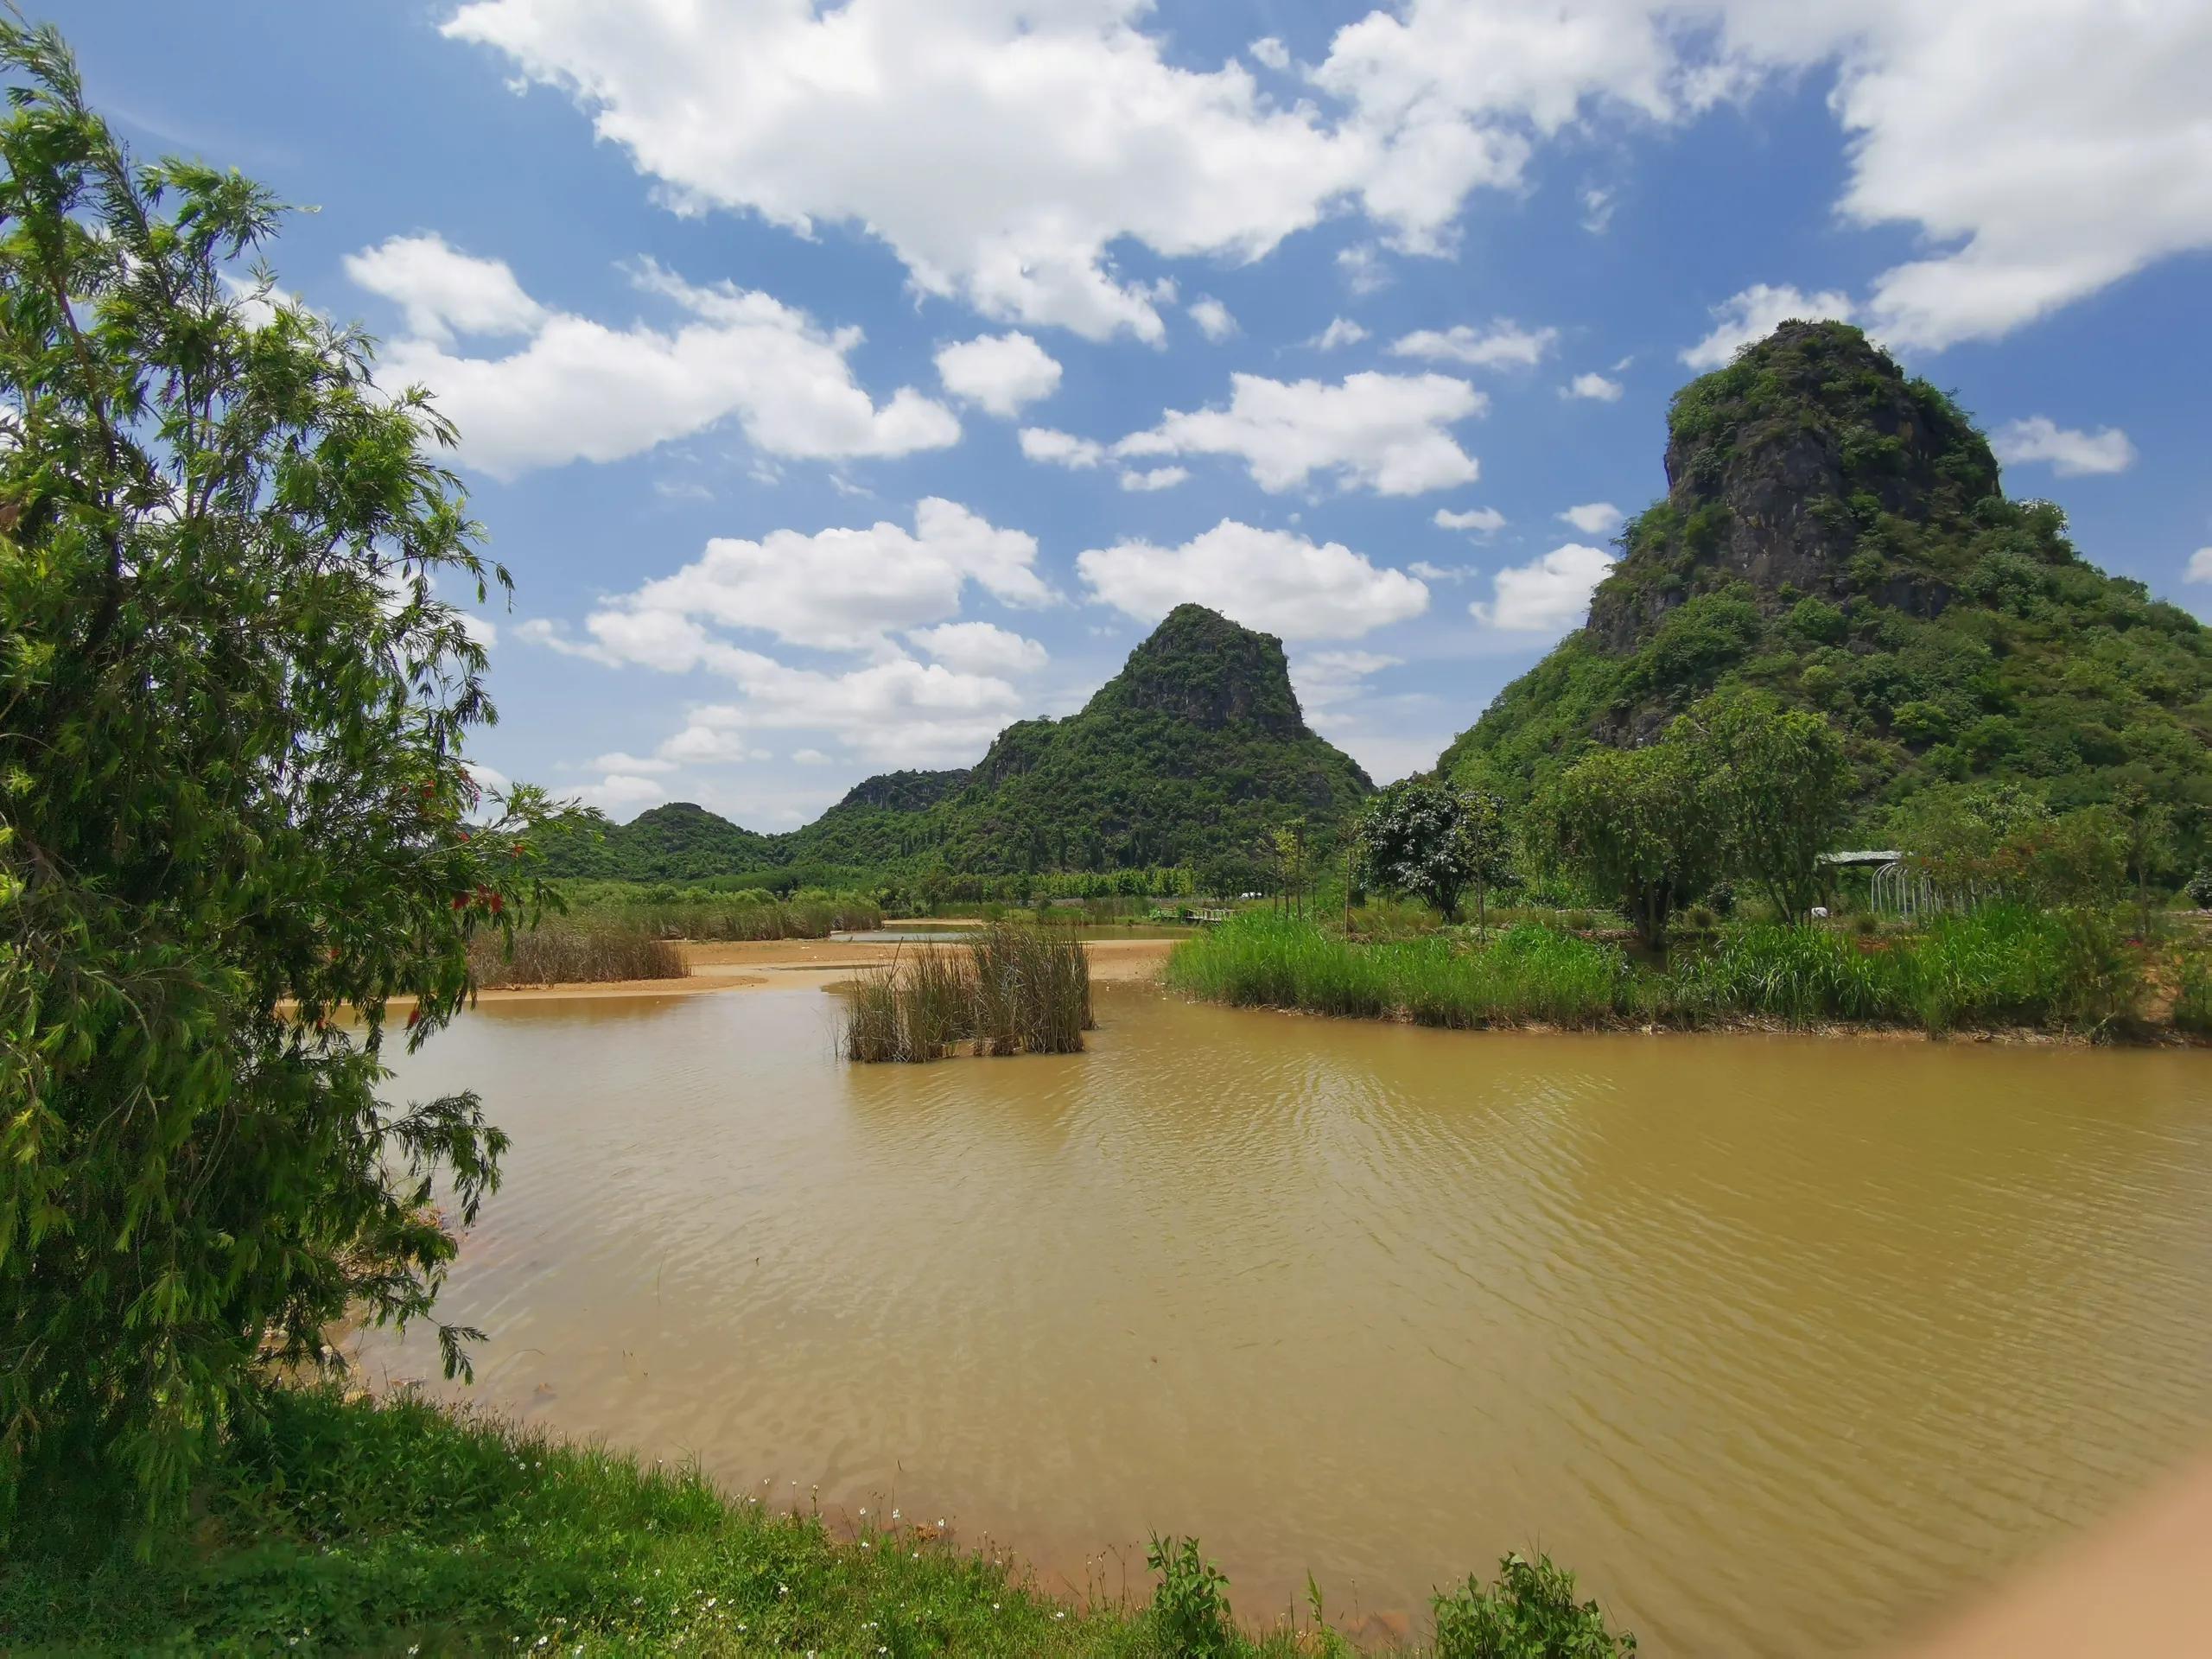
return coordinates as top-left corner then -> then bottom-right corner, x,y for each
468,924 -> 688,988
1170,907 -> 2157,1038
844,923 -> 1096,1062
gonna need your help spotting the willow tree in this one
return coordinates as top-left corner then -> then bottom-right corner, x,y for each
0,22 -> 555,1526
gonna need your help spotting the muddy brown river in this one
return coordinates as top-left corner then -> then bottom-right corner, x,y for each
360,983 -> 2212,1654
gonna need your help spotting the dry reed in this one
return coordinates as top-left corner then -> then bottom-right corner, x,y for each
842,923 -> 1092,1062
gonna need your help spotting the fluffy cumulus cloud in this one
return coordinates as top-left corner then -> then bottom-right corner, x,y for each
575,772 -> 671,811
1388,319 -> 1556,369
1471,543 -> 1618,632
905,620 -> 1049,677
1563,371 -> 1624,402
571,497 -> 1051,660
656,657 -> 1028,767
344,234 -> 545,343
445,2 -> 2212,354
1308,316 -> 1369,352
1019,426 -> 1107,469
1433,505 -> 1505,535
933,330 -> 1063,417
1116,371 -> 1484,495
1077,519 -> 1428,640
2190,549 -> 2212,586
1681,283 -> 1856,370
1990,416 -> 2138,478
1557,501 -> 1624,536
443,0 -> 1382,342
1187,297 -> 1238,341
358,238 -> 957,478
1118,466 -> 1188,493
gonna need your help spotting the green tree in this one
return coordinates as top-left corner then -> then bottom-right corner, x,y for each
1358,774 -> 1512,927
1534,743 -> 1719,946
0,24 -> 557,1526
1677,690 -> 1851,925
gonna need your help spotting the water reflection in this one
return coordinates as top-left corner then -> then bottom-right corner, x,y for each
361,987 -> 2212,1656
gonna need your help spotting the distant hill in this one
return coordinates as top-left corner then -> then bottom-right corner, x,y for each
540,605 -> 1373,880
1440,321 -> 2212,833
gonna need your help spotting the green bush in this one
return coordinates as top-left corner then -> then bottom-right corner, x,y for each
1145,1534 -> 1233,1658
1431,1553 -> 1637,1658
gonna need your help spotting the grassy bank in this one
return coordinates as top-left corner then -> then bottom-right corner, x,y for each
846,923 -> 1095,1062
1167,909 -> 2201,1039
0,1388 -> 1633,1656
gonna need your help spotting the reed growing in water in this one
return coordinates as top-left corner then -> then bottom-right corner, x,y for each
468,924 -> 688,988
844,923 -> 1094,1062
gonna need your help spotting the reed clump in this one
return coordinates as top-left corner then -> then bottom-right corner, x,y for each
468,924 -> 688,988
843,923 -> 1093,1062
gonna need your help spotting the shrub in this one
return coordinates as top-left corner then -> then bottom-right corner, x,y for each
1145,1533 -> 1233,1658
842,925 -> 1091,1062
2188,868 -> 2212,909
1432,1553 -> 1637,1658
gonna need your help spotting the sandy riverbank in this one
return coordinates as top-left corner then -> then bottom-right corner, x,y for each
427,931 -> 1177,1005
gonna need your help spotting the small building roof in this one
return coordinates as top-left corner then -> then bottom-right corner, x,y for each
1817,849 -> 1903,867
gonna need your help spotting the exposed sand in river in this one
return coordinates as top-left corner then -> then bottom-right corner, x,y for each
433,931 -> 1175,1005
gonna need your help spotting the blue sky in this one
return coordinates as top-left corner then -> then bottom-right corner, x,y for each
52,1 -> 2212,827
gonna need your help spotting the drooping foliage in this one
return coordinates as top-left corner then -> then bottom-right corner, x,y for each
0,24 -> 556,1525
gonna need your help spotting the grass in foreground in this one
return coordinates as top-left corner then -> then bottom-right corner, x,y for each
1167,908 -> 2191,1039
0,1389 -> 1633,1657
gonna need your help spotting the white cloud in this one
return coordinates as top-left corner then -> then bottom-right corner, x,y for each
1408,560 -> 1472,582
1471,543 -> 1618,632
2189,549 -> 2212,585
1118,466 -> 1188,493
344,233 -> 546,344
1291,649 -> 1401,711
1991,416 -> 2137,478
577,772 -> 670,814
1388,319 -> 1556,369
1316,1 -> 2212,351
1249,35 -> 1291,72
1019,426 -> 1107,469
934,331 -> 1062,417
791,748 -> 832,765
446,3 -> 2212,355
1433,505 -> 1506,535
590,498 -> 1050,659
1558,501 -> 1624,536
463,760 -> 513,802
1077,519 -> 1429,640
1580,185 -> 1616,234
655,655 -> 1027,767
1337,244 -> 1390,295
1188,296 -> 1238,342
906,620 -> 1049,677
587,751 -> 678,774
1307,316 -> 1370,351
1563,371 -> 1624,402
1681,283 -> 1856,370
443,0 -> 1385,343
360,243 -> 958,478
1116,371 -> 1483,495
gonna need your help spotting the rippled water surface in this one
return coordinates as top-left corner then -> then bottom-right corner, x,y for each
364,986 -> 2212,1654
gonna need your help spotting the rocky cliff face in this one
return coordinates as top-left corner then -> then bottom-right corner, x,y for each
1088,602 -> 1310,738
1438,320 -> 2212,828
1586,320 -> 1999,654
833,768 -> 969,812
